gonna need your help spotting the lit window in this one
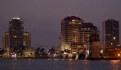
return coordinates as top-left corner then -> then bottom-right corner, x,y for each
72,20 -> 76,22
13,36 -> 17,38
79,23 -> 81,24
84,28 -> 87,30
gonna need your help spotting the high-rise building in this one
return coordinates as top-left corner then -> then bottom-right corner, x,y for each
61,16 -> 83,52
3,17 -> 31,54
103,19 -> 119,48
9,17 -> 24,52
60,16 -> 99,53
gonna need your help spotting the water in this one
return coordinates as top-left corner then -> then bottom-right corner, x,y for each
0,59 -> 121,70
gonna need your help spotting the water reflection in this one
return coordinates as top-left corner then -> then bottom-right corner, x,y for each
66,60 -> 89,70
110,60 -> 121,70
110,60 -> 120,64
0,59 -> 121,70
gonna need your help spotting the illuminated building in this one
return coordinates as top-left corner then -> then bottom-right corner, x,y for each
103,47 -> 121,59
61,16 -> 83,52
103,19 -> 119,47
3,32 -> 9,53
3,17 -> 31,55
60,16 -> 99,53
23,32 -> 31,47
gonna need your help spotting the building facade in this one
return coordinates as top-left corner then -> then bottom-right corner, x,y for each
103,19 -> 119,48
60,16 -> 99,53
89,34 -> 100,59
9,17 -> 24,53
3,17 -> 31,55
61,16 -> 83,52
3,32 -> 9,52
23,32 -> 31,47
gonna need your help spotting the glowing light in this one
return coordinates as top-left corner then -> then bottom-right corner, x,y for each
12,54 -> 17,58
72,20 -> 76,22
75,54 -> 78,59
86,50 -> 89,54
64,52 -> 68,55
111,60 -> 120,64
113,37 -> 116,40
88,28 -> 90,30
72,52 -> 77,54
13,17 -> 20,20
79,23 -> 81,24
100,49 -> 103,54
117,53 -> 120,57
28,53 -> 31,56
13,35 -> 17,38
111,43 -> 113,45
118,45 -> 120,46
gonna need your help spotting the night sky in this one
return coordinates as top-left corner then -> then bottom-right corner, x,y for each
0,0 -> 121,49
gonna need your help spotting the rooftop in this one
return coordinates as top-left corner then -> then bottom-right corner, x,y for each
63,16 -> 83,21
12,17 -> 21,20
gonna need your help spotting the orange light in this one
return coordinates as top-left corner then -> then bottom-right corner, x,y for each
117,53 -> 120,57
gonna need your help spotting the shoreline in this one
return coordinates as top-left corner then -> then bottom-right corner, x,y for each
0,57 -> 121,60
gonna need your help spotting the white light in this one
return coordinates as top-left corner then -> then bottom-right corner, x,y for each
12,54 -> 17,58
113,37 -> 116,40
64,52 -> 68,55
13,36 -> 17,38
111,43 -> 113,45
13,17 -> 20,20
79,23 -> 81,24
72,20 -> 76,22
72,52 -> 77,54
86,50 -> 89,54
100,50 -> 103,54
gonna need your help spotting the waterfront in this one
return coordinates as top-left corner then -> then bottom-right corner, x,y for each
0,59 -> 121,70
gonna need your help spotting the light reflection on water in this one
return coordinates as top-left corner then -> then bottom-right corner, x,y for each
0,59 -> 121,70
110,60 -> 121,70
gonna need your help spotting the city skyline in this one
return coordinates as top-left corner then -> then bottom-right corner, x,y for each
0,0 -> 121,49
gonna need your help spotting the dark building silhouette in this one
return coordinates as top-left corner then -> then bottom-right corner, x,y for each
103,19 -> 119,48
89,34 -> 100,59
9,17 -> 24,52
